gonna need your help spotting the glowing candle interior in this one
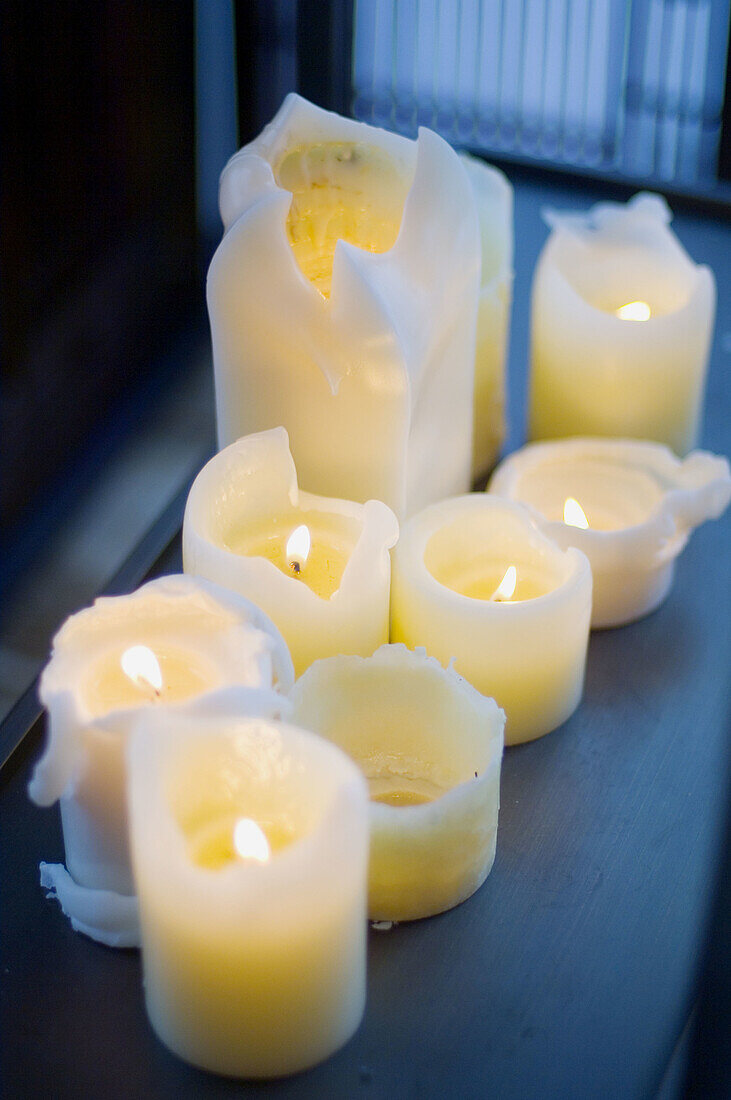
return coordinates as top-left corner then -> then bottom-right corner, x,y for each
224,511 -> 354,600
83,644 -> 216,717
187,814 -> 299,871
367,776 -> 445,807
275,141 -> 410,298
431,552 -> 552,603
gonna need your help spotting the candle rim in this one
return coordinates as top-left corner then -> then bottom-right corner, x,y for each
127,711 -> 369,909
30,577 -> 294,810
402,495 -> 591,617
221,504 -> 362,595
39,576 -> 293,715
204,493 -> 396,602
541,192 -> 706,322
539,235 -> 711,329
489,438 -> 731,567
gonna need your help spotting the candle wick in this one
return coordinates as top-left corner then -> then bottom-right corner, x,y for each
291,561 -> 301,575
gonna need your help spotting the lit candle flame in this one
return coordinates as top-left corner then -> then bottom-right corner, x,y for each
490,565 -> 517,602
233,818 -> 271,864
616,300 -> 651,321
120,645 -> 163,694
286,524 -> 311,574
563,497 -> 589,529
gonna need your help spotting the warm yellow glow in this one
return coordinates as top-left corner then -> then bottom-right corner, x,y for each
120,645 -> 163,694
616,300 -> 651,321
491,565 -> 517,602
286,524 -> 311,572
233,818 -> 271,864
563,497 -> 589,529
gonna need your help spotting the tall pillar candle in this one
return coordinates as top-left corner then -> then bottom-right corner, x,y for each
127,706 -> 369,1078
209,93 -> 481,517
529,193 -> 715,454
29,575 -> 293,947
183,427 -> 398,676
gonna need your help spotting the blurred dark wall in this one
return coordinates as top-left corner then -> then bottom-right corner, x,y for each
1,1 -> 198,546
234,0 -> 297,144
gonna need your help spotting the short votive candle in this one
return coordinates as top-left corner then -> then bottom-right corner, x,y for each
127,706 -> 369,1078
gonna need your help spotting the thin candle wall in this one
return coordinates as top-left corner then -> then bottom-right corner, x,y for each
183,427 -> 398,676
529,194 -> 715,454
29,576 -> 293,947
127,709 -> 369,1079
209,93 -> 481,517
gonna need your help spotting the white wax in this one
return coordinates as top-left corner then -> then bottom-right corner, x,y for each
460,154 -> 514,478
290,644 -> 505,921
391,496 -> 592,744
29,575 -> 293,945
209,93 -> 481,517
490,438 -> 731,627
183,427 -> 398,676
529,193 -> 715,454
127,707 -> 369,1078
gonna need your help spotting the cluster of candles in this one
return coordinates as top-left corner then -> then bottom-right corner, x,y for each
30,96 -> 730,1079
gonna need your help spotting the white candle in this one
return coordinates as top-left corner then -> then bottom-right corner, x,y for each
289,644 -> 505,922
209,93 -> 481,517
183,427 -> 398,676
127,706 -> 369,1078
529,193 -> 715,454
460,154 -> 514,478
390,496 -> 592,745
490,438 -> 731,627
29,575 -> 293,947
